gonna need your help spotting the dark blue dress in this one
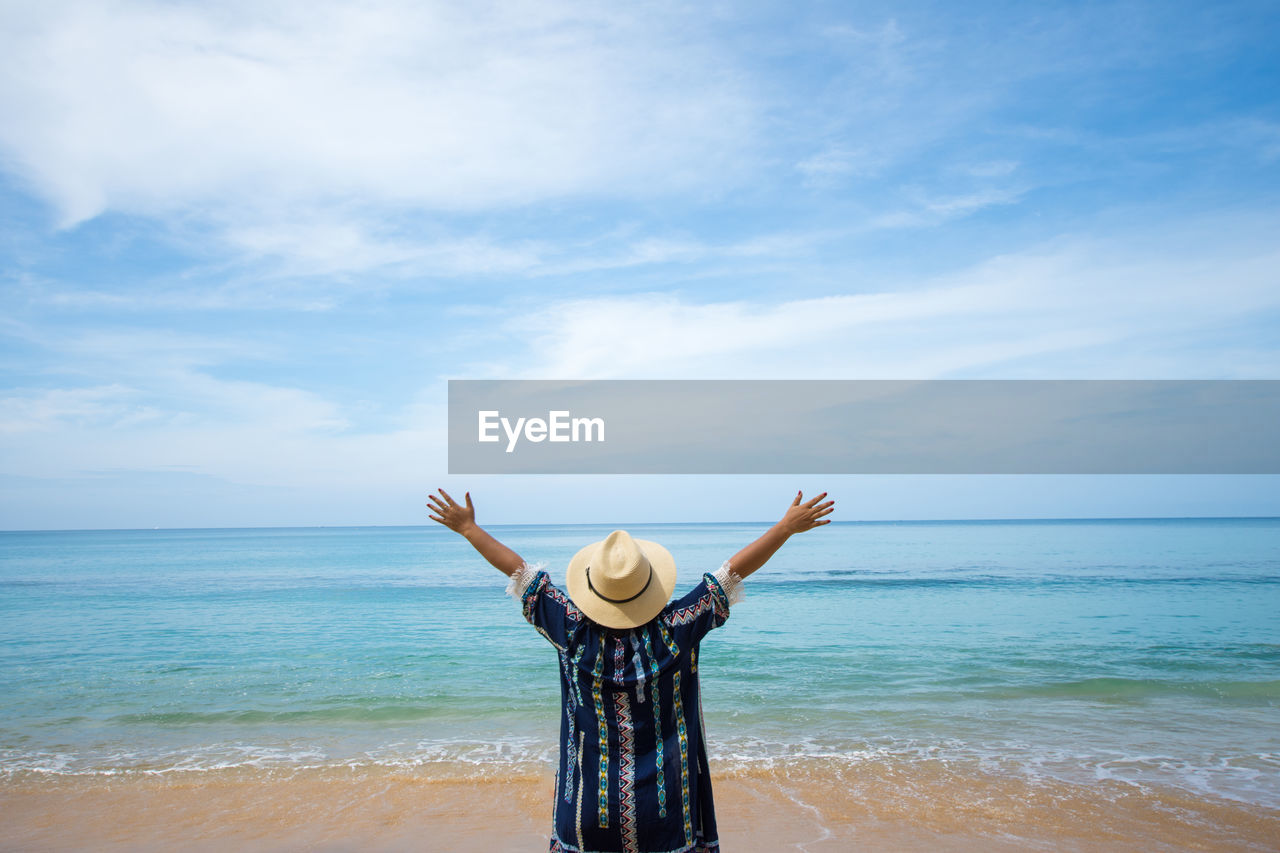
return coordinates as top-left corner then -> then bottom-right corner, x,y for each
509,562 -> 738,853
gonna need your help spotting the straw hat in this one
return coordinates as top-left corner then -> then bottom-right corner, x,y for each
566,530 -> 677,629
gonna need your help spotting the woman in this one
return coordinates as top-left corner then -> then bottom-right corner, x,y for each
428,488 -> 834,853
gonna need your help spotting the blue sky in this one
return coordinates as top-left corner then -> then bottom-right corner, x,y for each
2,0 -> 1278,529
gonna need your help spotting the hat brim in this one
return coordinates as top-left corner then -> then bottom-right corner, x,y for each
566,537 -> 677,629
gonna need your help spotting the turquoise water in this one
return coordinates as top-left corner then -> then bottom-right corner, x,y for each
1,519 -> 1278,806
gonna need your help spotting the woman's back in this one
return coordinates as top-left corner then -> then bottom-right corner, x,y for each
510,561 -> 740,853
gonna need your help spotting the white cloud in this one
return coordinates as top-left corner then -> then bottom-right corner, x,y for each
481,225 -> 1280,380
0,370 -> 424,488
0,0 -> 757,227
214,216 -> 828,283
962,160 -> 1020,178
0,316 -> 451,489
870,185 -> 1028,228
795,146 -> 883,183
219,214 -> 547,279
0,324 -> 346,441
0,371 -> 345,436
0,410 -> 443,490
0,384 -> 142,433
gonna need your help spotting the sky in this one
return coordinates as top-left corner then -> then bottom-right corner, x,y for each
1,0 -> 1278,530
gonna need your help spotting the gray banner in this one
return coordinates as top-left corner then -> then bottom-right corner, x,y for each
447,380 -> 1280,474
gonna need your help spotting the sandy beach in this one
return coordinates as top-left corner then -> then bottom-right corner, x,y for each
4,760 -> 1278,852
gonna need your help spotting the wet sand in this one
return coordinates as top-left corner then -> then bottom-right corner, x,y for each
2,760 -> 1277,852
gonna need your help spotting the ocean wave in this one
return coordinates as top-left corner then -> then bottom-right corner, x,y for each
109,705 -> 447,725
766,573 -> 1280,590
0,738 -> 554,778
4,735 -> 1278,809
972,676 -> 1280,703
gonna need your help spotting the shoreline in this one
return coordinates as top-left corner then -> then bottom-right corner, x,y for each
3,761 -> 1277,852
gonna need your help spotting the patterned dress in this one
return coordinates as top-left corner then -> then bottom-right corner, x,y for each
507,560 -> 744,853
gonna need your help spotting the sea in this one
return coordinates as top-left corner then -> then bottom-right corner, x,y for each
2,518 -> 1278,813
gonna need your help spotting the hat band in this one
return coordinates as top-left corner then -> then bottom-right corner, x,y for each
586,563 -> 653,604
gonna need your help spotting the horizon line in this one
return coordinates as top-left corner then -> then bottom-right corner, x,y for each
3,514 -> 1279,534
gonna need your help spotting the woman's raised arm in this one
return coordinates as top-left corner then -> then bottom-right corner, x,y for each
728,490 -> 834,579
427,489 -> 526,577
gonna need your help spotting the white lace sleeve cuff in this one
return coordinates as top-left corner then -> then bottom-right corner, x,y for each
711,560 -> 745,606
505,561 -> 546,600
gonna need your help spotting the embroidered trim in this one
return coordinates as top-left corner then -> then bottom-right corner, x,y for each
592,646 -> 609,827
642,627 -> 667,818
710,560 -> 745,606
613,635 -> 626,684
615,689 -> 638,853
575,728 -> 585,848
664,589 -> 719,626
673,669 -> 693,846
702,575 -> 729,625
569,642 -> 586,715
505,560 -> 546,599
545,582 -> 585,622
631,632 -> 646,703
508,562 -> 584,625
560,650 -> 579,806
658,620 -> 679,657
522,572 -> 568,650
520,571 -> 546,624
